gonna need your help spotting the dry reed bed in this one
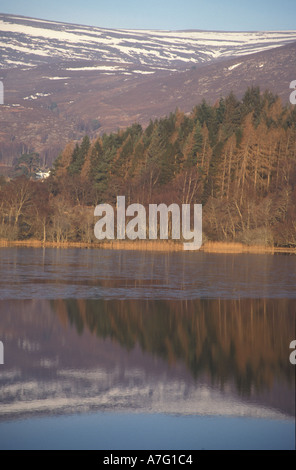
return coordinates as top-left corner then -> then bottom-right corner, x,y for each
0,238 -> 295,254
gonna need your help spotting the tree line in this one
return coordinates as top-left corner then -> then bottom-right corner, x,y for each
1,86 -> 296,246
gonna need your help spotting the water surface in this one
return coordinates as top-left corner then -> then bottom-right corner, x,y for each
0,247 -> 295,449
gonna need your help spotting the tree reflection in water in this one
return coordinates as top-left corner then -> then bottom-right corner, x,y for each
51,298 -> 295,396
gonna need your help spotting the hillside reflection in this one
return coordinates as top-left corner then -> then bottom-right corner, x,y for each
51,298 -> 295,395
0,298 -> 294,421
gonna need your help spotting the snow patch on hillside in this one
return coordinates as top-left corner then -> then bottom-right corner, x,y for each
1,15 -> 296,71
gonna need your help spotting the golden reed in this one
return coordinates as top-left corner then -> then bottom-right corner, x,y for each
0,238 -> 295,254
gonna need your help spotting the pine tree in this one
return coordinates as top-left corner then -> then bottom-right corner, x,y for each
68,136 -> 90,175
88,139 -> 110,201
185,122 -> 203,167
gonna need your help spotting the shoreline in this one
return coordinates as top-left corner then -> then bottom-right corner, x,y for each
0,239 -> 295,254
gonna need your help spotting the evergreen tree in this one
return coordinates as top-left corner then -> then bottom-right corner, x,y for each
242,86 -> 263,127
88,139 -> 110,201
187,122 -> 203,167
68,136 -> 90,175
14,152 -> 40,177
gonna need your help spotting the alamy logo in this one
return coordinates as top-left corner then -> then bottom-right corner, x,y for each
0,81 -> 3,105
289,80 -> 296,105
289,340 -> 296,365
94,196 -> 202,250
0,341 -> 3,365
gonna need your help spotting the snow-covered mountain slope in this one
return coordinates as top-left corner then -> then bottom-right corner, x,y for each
1,13 -> 296,72
1,13 -> 296,169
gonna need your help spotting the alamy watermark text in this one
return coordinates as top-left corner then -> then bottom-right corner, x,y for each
289,80 -> 296,105
94,196 -> 202,250
289,340 -> 296,365
0,341 -> 4,365
0,81 -> 3,105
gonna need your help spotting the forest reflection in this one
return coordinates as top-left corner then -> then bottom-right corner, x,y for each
51,298 -> 295,396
